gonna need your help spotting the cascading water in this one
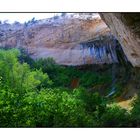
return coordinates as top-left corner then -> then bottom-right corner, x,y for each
80,35 -> 128,97
106,63 -> 117,97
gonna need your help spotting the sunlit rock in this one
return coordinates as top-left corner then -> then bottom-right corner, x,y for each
0,13 -> 126,66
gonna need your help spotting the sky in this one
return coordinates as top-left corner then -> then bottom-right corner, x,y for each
0,13 -> 62,23
0,13 -> 100,24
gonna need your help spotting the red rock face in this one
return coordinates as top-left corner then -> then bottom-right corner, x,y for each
0,14 -> 115,65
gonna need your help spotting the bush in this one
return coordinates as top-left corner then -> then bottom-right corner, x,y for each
98,104 -> 131,127
0,87 -> 92,127
130,97 -> 140,127
32,57 -> 112,89
18,48 -> 35,67
77,90 -> 107,113
29,88 -> 91,127
0,49 -> 52,93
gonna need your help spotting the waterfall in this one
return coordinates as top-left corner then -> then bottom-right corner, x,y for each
106,63 -> 117,97
80,35 -> 129,97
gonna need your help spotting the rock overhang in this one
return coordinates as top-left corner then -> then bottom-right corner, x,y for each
0,13 -> 128,66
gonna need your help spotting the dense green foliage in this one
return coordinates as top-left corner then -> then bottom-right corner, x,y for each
0,48 -> 140,127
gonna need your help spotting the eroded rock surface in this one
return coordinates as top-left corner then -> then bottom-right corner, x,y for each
100,13 -> 140,67
0,13 -> 125,65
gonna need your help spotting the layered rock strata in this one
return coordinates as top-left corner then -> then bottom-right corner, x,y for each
0,13 -> 127,65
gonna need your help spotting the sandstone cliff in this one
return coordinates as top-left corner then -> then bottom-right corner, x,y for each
0,13 -> 125,65
100,13 -> 140,67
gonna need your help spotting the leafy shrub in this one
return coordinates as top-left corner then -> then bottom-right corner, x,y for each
0,49 -> 51,93
77,89 -> 107,113
29,88 -> 91,127
0,87 -> 92,127
32,57 -> 111,89
18,48 -> 35,66
130,97 -> 140,127
98,104 -> 131,127
33,57 -> 56,72
33,58 -> 72,87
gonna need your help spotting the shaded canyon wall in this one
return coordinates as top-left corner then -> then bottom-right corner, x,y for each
100,13 -> 140,67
